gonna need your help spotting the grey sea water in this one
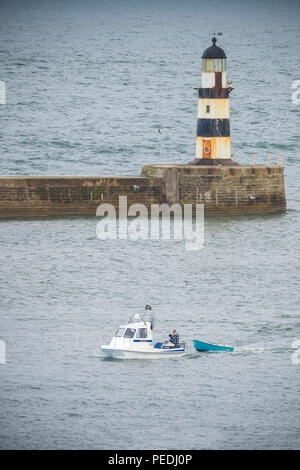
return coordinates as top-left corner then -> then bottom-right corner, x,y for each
0,0 -> 300,450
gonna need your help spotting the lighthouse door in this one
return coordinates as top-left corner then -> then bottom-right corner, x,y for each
203,140 -> 212,159
215,72 -> 222,88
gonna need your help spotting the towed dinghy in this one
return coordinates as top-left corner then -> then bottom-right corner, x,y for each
193,339 -> 234,352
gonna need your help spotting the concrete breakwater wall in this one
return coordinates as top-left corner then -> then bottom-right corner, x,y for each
0,176 -> 163,218
0,164 -> 286,219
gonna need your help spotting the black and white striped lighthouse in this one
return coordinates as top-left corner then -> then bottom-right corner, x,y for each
193,36 -> 235,165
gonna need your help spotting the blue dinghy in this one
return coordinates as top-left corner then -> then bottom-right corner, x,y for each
193,339 -> 234,352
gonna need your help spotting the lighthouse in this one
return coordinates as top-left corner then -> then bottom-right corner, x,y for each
192,36 -> 236,165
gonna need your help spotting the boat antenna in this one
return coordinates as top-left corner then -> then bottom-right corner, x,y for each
144,304 -> 155,330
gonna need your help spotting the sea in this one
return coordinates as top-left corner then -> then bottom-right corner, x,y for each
0,0 -> 299,450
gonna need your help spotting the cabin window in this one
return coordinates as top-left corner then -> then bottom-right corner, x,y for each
136,328 -> 148,338
115,328 -> 125,337
124,328 -> 136,338
206,105 -> 210,113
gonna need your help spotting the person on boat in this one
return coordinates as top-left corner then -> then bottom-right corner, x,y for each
169,329 -> 179,348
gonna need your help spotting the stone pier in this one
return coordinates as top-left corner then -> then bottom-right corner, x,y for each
0,164 -> 286,219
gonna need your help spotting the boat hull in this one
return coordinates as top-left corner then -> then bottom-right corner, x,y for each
101,345 -> 185,359
193,339 -> 234,352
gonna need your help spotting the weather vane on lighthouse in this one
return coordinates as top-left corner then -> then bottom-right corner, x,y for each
190,35 -> 237,166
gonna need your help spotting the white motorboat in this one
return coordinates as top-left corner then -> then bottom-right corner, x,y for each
101,306 -> 185,359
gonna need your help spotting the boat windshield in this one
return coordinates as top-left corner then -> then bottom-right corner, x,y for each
115,328 -> 125,337
123,328 -> 136,338
136,328 -> 148,338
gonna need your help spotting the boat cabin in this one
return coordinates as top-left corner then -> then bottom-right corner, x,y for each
109,319 -> 154,349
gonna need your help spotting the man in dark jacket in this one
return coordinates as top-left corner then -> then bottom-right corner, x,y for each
169,329 -> 179,348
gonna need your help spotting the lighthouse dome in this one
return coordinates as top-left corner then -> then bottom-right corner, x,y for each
202,37 -> 226,59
